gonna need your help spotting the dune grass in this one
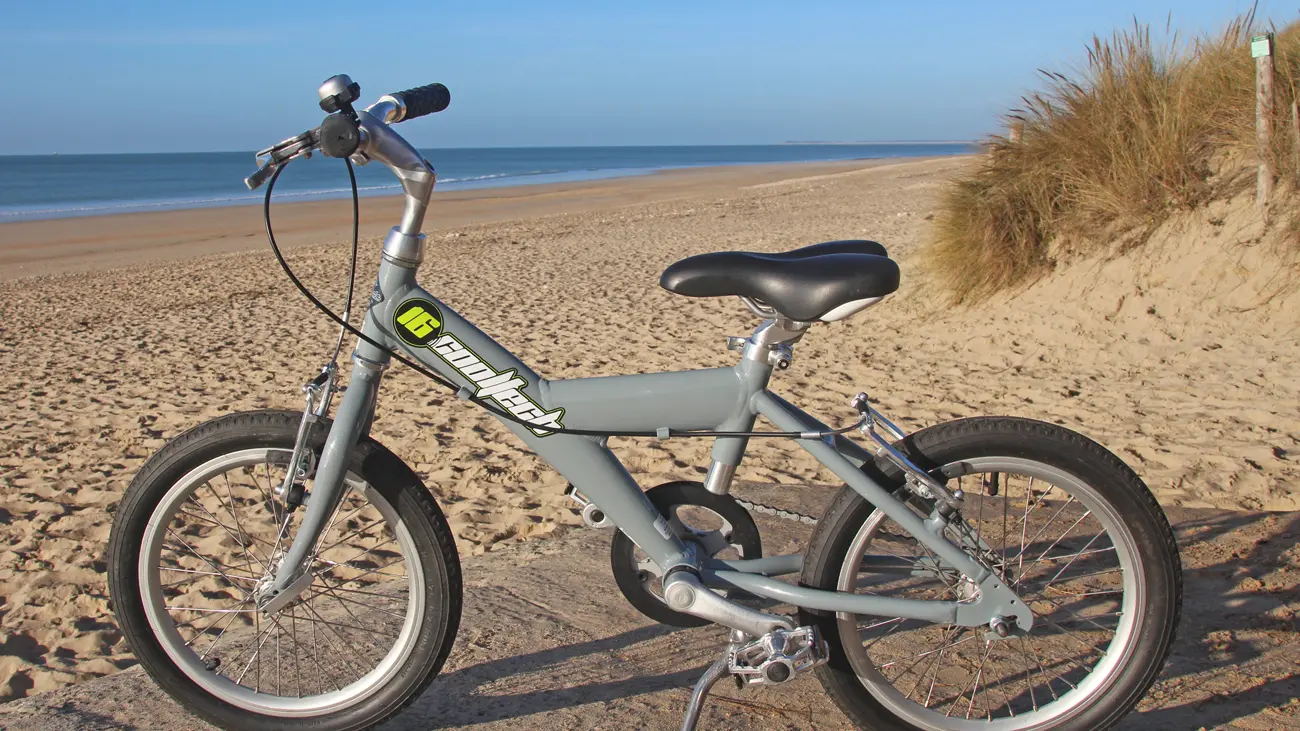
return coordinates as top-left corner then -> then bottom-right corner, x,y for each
929,11 -> 1300,302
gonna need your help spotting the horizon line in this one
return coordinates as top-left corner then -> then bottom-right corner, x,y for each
4,140 -> 981,158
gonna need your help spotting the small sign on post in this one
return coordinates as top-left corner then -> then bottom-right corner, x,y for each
1252,34 -> 1272,59
1254,33 -> 1276,214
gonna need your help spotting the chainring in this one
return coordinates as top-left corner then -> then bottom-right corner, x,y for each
609,481 -> 762,627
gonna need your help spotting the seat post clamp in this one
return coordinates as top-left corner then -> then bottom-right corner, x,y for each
766,344 -> 793,370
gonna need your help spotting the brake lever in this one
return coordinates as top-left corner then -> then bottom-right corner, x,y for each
245,128 -> 321,190
245,162 -> 280,191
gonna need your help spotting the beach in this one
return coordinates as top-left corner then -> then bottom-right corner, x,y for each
1,155 -> 1298,702
0,159 -> 887,280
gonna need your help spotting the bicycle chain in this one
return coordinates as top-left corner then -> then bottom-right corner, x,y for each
732,497 -> 819,525
732,495 -> 914,544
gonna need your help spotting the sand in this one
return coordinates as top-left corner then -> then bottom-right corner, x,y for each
0,156 -> 1297,704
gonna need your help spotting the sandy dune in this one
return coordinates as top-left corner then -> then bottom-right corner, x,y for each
0,156 -> 1297,702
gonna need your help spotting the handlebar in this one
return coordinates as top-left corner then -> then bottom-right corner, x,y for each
382,83 -> 451,122
245,74 -> 449,191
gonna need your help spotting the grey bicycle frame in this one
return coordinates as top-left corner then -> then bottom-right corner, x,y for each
261,98 -> 1030,632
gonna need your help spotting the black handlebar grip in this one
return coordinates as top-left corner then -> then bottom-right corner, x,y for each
393,83 -> 450,121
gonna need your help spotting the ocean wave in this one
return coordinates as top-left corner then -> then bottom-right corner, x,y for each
0,184 -> 406,218
438,170 -> 557,184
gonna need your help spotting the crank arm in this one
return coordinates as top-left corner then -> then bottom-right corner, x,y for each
663,571 -> 793,637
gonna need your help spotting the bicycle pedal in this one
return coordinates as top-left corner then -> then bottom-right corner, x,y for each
728,625 -> 828,685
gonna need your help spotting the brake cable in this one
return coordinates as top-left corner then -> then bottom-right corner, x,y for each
262,159 -> 866,441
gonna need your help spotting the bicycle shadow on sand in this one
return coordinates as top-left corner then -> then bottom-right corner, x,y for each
1116,509 -> 1300,729
383,623 -> 712,729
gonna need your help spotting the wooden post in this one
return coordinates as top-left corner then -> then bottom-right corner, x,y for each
1008,122 -> 1023,144
1291,99 -> 1299,179
1254,33 -> 1275,211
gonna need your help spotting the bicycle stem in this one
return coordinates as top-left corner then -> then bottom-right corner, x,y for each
354,109 -> 436,237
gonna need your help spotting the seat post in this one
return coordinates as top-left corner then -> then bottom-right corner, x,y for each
704,316 -> 811,496
741,317 -> 810,367
703,461 -> 737,494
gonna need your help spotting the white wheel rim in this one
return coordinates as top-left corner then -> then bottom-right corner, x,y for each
138,448 -> 426,716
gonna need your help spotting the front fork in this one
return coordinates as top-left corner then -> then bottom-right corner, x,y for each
257,330 -> 391,614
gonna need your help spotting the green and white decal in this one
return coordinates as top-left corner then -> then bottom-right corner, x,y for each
394,298 -> 565,437
393,299 -> 443,347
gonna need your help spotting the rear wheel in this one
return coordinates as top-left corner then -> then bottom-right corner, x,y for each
107,410 -> 461,731
800,417 -> 1181,731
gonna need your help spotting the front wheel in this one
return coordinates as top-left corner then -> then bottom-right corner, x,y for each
800,417 -> 1182,731
107,410 -> 462,731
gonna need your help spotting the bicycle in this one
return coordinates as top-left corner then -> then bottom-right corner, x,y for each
106,75 -> 1183,731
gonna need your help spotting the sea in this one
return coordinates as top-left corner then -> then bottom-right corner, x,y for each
0,143 -> 975,222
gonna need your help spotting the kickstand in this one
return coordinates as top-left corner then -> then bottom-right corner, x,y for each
679,656 -> 731,731
680,629 -> 748,731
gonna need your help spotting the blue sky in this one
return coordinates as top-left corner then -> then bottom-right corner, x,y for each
0,0 -> 1274,154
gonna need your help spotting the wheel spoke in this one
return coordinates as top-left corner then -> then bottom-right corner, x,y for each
261,459 -> 285,557
311,579 -> 403,635
291,605 -> 302,698
298,600 -> 381,673
858,615 -> 907,634
216,475 -> 275,569
231,618 -> 278,685
313,498 -> 364,557
923,626 -> 967,708
1017,475 -> 1033,581
1006,494 -> 1075,563
160,566 -> 259,589
313,515 -> 389,558
220,473 -> 272,573
862,611 -> 915,650
181,498 -> 269,575
876,630 -> 978,671
313,548 -> 405,588
195,599 -> 250,658
903,624 -> 956,701
164,528 -> 252,599
304,581 -> 406,622
1035,531 -> 1108,592
1015,546 -> 1117,586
